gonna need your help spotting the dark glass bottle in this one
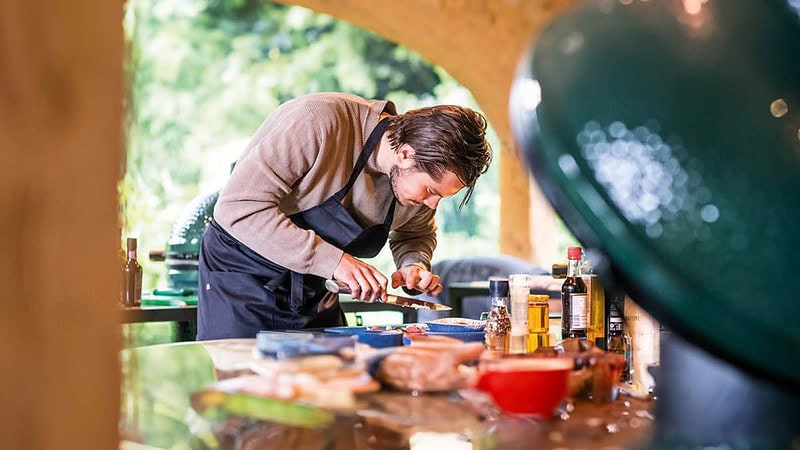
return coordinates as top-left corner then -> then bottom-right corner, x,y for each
561,246 -> 588,339
121,237 -> 143,307
607,301 -> 625,352
607,300 -> 629,381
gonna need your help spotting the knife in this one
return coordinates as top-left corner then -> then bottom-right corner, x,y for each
324,279 -> 452,311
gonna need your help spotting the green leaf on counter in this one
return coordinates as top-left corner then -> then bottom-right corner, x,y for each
191,391 -> 334,429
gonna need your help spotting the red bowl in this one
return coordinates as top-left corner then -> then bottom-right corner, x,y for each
476,357 -> 573,417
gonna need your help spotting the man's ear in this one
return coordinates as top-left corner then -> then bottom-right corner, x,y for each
396,144 -> 416,170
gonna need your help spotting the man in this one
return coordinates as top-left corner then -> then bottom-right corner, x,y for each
197,92 -> 492,340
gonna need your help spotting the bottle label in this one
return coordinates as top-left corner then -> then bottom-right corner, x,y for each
128,250 -> 137,259
609,316 -> 623,332
511,299 -> 528,334
570,294 -> 588,329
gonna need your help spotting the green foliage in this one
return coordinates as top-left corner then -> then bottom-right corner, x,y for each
120,343 -> 217,447
122,323 -> 178,348
123,0 -> 498,290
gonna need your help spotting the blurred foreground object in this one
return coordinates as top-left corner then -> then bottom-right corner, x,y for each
511,0 -> 800,446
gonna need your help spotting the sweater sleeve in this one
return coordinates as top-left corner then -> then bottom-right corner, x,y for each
388,207 -> 438,271
213,100 -> 344,278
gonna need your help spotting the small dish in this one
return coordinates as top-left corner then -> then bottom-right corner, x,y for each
356,329 -> 404,348
256,331 -> 314,358
304,335 -> 358,354
323,326 -> 367,335
424,330 -> 485,343
426,317 -> 486,332
476,357 -> 573,416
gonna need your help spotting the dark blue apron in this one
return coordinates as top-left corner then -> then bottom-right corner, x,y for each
197,118 -> 395,340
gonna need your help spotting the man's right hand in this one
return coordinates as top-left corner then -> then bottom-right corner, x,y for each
332,253 -> 388,303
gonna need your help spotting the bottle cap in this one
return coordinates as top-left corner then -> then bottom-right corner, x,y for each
551,263 -> 567,278
528,294 -> 549,304
567,246 -> 582,260
488,278 -> 509,297
127,237 -> 138,251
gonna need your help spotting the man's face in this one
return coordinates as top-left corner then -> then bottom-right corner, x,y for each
390,166 -> 465,209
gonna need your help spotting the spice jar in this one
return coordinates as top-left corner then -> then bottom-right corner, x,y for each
484,278 -> 511,354
527,294 -> 550,352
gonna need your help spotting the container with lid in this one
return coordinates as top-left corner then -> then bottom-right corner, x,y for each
485,278 -> 511,354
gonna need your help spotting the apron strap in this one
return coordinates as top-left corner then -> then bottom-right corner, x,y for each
383,197 -> 397,226
332,118 -> 390,202
290,271 -> 304,313
264,270 -> 305,313
276,117 -> 392,314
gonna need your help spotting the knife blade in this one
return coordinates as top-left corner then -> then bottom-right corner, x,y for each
324,279 -> 452,311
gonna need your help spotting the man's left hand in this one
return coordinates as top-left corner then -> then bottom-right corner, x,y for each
391,264 -> 442,297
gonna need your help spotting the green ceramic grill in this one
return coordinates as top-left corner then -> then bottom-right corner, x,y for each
165,190 -> 219,291
511,0 -> 800,446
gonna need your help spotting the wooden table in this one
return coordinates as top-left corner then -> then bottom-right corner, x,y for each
122,305 -> 198,324
120,300 -> 418,342
122,305 -> 198,341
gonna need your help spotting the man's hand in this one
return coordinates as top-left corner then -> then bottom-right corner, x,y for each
333,253 -> 388,303
391,263 -> 443,297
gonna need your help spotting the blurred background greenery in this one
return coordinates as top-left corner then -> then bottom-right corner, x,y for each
121,0 -> 505,347
116,1 -> 571,445
121,0 -> 500,293
120,0 -> 580,347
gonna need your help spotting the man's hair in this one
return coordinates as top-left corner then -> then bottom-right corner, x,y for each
386,105 -> 493,208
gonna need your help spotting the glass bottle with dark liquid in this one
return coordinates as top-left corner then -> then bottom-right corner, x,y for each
561,246 -> 588,339
607,299 -> 629,381
121,237 -> 143,307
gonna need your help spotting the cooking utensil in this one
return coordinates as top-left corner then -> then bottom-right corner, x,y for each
324,279 -> 452,311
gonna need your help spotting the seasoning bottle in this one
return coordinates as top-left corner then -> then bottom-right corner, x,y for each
624,297 -> 659,394
484,278 -> 511,354
607,299 -> 627,379
561,246 -> 588,339
121,237 -> 143,307
527,294 -> 550,352
508,274 -> 531,354
585,262 -> 607,350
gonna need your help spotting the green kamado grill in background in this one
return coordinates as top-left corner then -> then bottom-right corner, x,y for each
166,190 -> 219,291
510,0 -> 800,447
142,191 -> 218,307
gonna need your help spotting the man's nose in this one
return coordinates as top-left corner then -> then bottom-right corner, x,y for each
424,196 -> 441,209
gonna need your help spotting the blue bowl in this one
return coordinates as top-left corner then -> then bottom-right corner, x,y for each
255,331 -> 314,358
427,330 -> 486,342
357,330 -> 404,348
323,326 -> 367,335
304,335 -> 357,354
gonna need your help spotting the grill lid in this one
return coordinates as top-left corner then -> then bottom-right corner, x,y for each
510,0 -> 800,387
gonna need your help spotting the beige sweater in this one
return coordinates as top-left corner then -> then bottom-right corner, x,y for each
214,93 -> 437,279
